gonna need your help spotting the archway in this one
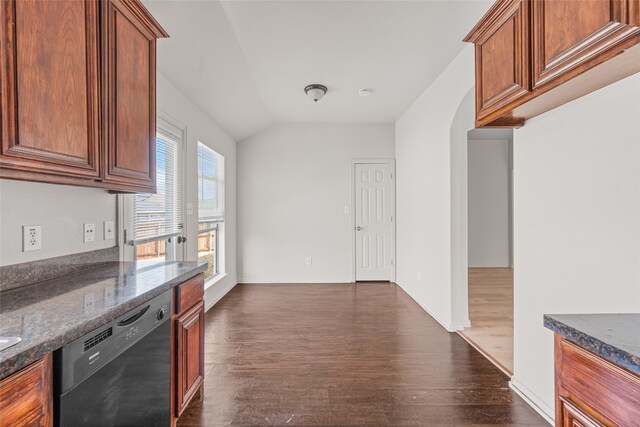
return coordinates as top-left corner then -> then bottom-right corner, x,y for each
448,88 -> 475,330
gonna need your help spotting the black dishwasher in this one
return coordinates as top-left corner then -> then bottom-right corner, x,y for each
55,289 -> 173,427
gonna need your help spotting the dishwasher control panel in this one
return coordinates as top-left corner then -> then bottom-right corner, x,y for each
57,289 -> 173,393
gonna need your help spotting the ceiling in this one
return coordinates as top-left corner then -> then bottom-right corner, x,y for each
144,0 -> 492,141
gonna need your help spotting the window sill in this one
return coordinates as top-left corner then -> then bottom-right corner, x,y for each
205,273 -> 228,290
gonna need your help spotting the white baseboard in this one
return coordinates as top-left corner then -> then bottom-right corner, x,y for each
395,281 -> 460,332
204,279 -> 237,311
451,319 -> 471,332
237,278 -> 352,284
509,377 -> 554,425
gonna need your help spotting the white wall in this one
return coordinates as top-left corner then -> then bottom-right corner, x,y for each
0,180 -> 117,266
511,73 -> 640,418
0,75 -> 237,308
237,123 -> 395,283
395,46 -> 475,331
468,139 -> 510,267
156,74 -> 238,308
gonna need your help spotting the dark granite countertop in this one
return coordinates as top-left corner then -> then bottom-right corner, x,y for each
0,261 -> 207,379
544,313 -> 640,376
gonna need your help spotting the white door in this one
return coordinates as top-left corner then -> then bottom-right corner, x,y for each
354,162 -> 394,281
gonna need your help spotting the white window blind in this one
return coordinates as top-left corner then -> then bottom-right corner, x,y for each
198,142 -> 224,223
134,119 -> 183,243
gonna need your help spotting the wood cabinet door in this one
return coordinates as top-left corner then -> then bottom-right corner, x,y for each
472,0 -> 530,120
532,0 -> 640,88
175,301 -> 205,417
0,0 -> 100,180
558,398 -> 606,427
101,0 -> 167,192
0,354 -> 52,427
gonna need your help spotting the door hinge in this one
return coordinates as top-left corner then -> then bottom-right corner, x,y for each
390,173 -> 393,179
391,259 -> 394,265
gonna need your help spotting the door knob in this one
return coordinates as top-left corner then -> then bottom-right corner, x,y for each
356,226 -> 361,231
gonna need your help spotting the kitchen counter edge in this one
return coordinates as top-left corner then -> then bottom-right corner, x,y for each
544,313 -> 640,376
0,263 -> 207,379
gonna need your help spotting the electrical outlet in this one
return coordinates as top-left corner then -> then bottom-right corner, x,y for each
306,257 -> 313,266
103,220 -> 115,240
22,225 -> 42,252
84,223 -> 95,243
417,270 -> 422,281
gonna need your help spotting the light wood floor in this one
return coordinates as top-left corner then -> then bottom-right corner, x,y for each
459,268 -> 514,376
177,282 -> 546,426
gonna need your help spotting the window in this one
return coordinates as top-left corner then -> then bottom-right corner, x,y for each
132,119 -> 184,266
197,142 -> 224,280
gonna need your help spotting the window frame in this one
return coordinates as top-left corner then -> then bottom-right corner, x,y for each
197,142 -> 224,281
120,115 -> 187,264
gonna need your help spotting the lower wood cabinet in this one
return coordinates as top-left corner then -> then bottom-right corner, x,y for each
172,273 -> 205,423
175,301 -> 205,417
554,336 -> 640,427
0,354 -> 52,427
558,397 -> 605,427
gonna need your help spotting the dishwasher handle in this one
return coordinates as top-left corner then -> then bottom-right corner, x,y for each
117,305 -> 150,326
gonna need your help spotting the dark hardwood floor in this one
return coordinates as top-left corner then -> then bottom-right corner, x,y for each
178,283 -> 548,426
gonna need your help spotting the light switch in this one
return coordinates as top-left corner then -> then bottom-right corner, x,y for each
104,220 -> 115,240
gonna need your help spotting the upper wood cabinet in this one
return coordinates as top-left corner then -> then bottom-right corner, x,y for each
101,0 -> 167,192
0,0 -> 101,181
0,0 -> 167,192
466,0 -> 640,128
532,0 -> 640,87
466,0 -> 530,121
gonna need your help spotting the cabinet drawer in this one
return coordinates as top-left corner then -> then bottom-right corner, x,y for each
175,274 -> 204,315
555,337 -> 640,426
0,354 -> 52,427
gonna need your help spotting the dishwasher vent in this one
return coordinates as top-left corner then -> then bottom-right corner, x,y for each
83,327 -> 112,352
